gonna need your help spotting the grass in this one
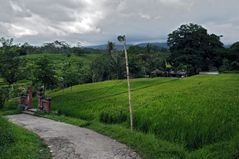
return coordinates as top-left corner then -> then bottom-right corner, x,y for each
0,116 -> 51,159
5,74 -> 239,158
35,112 -> 90,127
0,97 -> 21,115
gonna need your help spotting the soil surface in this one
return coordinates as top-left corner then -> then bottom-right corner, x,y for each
7,114 -> 141,159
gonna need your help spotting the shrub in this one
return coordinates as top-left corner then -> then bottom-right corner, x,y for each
0,87 -> 9,109
0,116 -> 15,148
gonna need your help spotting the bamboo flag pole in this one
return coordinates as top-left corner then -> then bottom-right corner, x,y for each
118,35 -> 133,131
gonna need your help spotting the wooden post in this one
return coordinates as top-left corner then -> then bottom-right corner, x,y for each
37,89 -> 44,110
43,97 -> 51,113
28,86 -> 33,109
123,38 -> 133,131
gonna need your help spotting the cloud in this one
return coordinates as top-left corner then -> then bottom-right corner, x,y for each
0,0 -> 238,45
159,0 -> 192,6
0,0 -> 108,38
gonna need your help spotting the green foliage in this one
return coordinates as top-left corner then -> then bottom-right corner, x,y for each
127,45 -> 168,77
107,41 -> 115,55
0,86 -> 9,109
33,55 -> 58,89
25,53 -> 100,84
0,79 -> 30,109
41,40 -> 71,54
0,116 -> 15,147
168,23 -> 224,75
1,98 -> 22,115
89,44 -> 169,82
90,54 -> 125,82
223,42 -> 239,71
0,38 -> 25,85
60,55 -> 81,88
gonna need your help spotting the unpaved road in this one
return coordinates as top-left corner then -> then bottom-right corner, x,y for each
7,114 -> 141,159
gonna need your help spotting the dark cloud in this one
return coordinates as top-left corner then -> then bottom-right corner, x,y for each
0,0 -> 238,45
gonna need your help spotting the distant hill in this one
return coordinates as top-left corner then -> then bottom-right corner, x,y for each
136,42 -> 168,49
85,44 -> 127,50
224,44 -> 232,48
85,42 -> 168,50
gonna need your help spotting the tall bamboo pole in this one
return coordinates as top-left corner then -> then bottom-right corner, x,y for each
118,35 -> 133,131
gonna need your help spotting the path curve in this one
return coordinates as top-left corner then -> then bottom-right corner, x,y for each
7,114 -> 141,159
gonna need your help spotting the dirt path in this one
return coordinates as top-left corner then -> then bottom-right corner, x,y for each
7,114 -> 141,159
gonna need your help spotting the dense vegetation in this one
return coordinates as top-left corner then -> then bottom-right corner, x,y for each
168,24 -> 224,75
31,74 -> 238,158
0,116 -> 51,159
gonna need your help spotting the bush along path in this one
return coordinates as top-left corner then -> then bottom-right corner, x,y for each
7,114 -> 141,159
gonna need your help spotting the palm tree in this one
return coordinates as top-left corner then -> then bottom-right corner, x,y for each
107,41 -> 115,55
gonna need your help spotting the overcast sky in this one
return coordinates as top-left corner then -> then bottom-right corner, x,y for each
0,0 -> 238,46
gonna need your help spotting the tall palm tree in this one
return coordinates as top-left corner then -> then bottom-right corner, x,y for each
107,41 -> 115,55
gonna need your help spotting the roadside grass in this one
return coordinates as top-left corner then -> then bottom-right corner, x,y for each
0,98 -> 20,116
0,116 -> 51,159
35,112 -> 90,127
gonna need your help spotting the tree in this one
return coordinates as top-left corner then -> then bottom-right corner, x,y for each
168,23 -> 224,75
222,42 -> 239,71
19,42 -> 34,55
127,45 -> 166,77
107,41 -> 125,79
0,86 -> 9,109
107,41 -> 115,55
127,46 -> 145,77
90,55 -> 112,82
146,43 -> 153,54
0,38 -> 23,85
33,56 -> 58,89
89,52 -> 124,82
0,37 -> 13,47
72,46 -> 83,55
61,56 -> 80,90
41,40 -> 70,54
